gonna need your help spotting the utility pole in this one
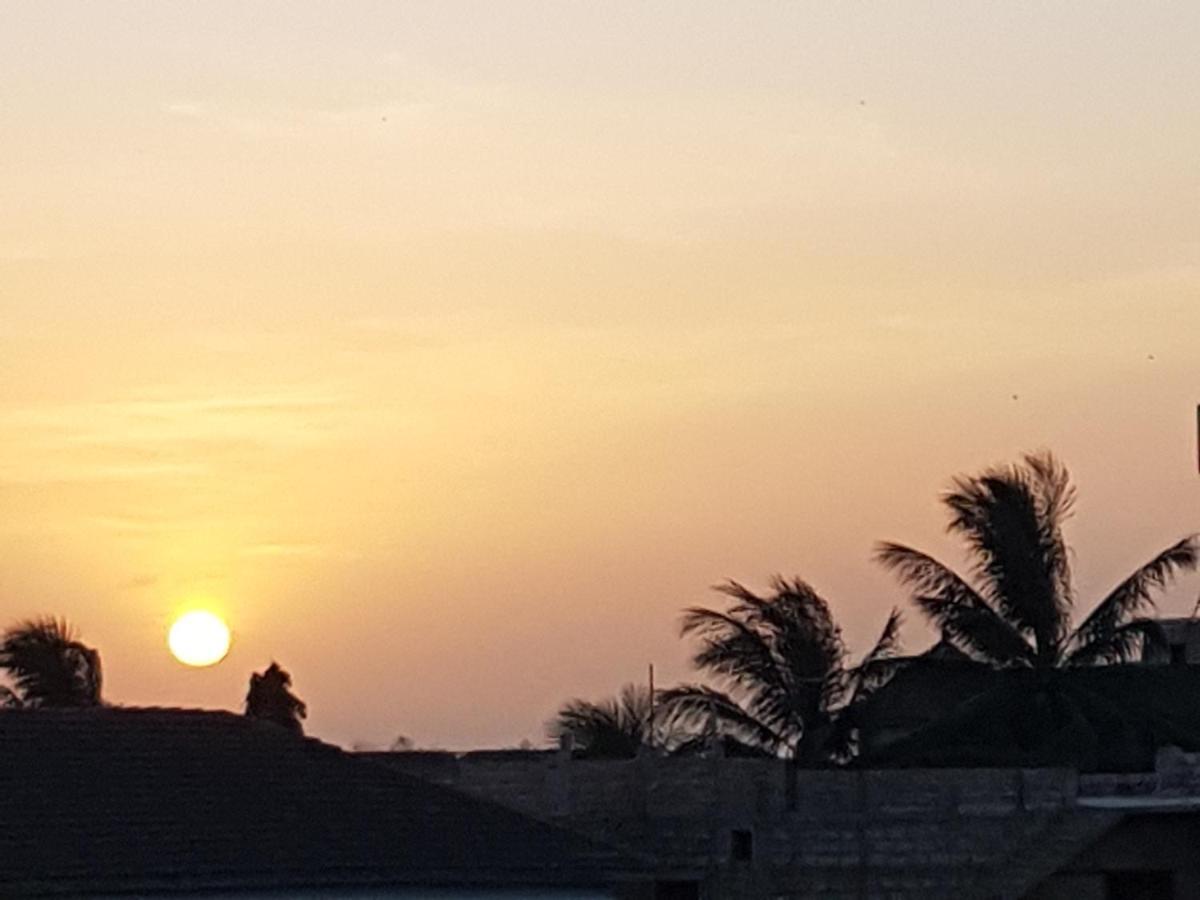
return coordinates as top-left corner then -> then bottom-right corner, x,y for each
648,663 -> 656,750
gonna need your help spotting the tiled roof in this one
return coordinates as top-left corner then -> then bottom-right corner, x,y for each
0,707 -> 643,896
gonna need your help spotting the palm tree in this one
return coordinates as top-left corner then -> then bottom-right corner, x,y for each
0,617 -> 102,708
245,662 -> 307,735
876,452 -> 1197,667
549,684 -> 659,758
660,578 -> 903,763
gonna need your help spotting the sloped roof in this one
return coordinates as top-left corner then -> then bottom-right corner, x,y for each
0,707 -> 644,896
862,665 -> 1200,772
856,654 -> 991,730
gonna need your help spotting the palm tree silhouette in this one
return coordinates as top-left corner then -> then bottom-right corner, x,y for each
876,452 -> 1197,667
660,578 -> 903,762
245,662 -> 307,735
549,684 -> 661,758
0,617 -> 102,708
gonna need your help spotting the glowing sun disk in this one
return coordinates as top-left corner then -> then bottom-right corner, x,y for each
168,611 -> 231,667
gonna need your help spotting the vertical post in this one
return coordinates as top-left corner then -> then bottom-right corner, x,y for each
648,663 -> 656,750
856,770 -> 869,900
785,757 -> 797,811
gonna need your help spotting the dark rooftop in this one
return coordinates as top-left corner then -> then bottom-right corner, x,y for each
0,707 -> 644,896
860,664 -> 1200,771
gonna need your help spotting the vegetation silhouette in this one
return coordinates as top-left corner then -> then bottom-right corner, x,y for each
0,451 -> 1190,775
245,662 -> 307,735
876,451 -> 1197,667
550,683 -> 697,758
660,579 -> 903,763
0,617 -> 102,708
864,452 -> 1199,770
863,663 -> 1200,772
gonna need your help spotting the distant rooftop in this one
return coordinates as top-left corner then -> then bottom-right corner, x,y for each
0,707 -> 644,896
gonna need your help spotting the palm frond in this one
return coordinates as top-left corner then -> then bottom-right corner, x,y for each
683,578 -> 847,738
680,604 -> 789,698
1067,536 -> 1199,665
671,732 -> 774,758
823,714 -> 857,763
848,608 -> 906,695
1068,619 -> 1168,667
1024,450 -> 1077,604
0,617 -> 103,708
826,609 -> 910,762
672,576 -> 904,762
755,576 -> 846,689
659,684 -> 787,754
875,543 -> 1033,666
549,684 -> 653,757
941,455 -> 1072,660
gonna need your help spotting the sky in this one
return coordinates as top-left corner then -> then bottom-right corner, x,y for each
1,2 -> 1198,749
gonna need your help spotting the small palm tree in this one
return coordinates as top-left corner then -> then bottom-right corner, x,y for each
876,452 -> 1197,667
245,662 -> 307,735
0,617 -> 102,708
549,684 -> 660,758
661,578 -> 903,763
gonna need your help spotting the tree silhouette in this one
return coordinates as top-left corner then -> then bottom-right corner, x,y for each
0,617 -> 102,708
245,662 -> 307,735
876,452 -> 1197,668
390,734 -> 416,752
549,684 -> 664,758
660,579 -> 903,762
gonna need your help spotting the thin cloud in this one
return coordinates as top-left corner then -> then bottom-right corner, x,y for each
0,389 -> 362,486
119,574 -> 160,591
90,515 -> 218,536
161,100 -> 207,119
239,543 -> 328,558
0,461 -> 208,487
160,97 -> 433,138
239,543 -> 361,563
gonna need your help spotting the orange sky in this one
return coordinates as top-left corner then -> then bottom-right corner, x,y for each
2,3 -> 1198,748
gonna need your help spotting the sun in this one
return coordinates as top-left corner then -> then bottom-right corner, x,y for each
168,611 -> 231,667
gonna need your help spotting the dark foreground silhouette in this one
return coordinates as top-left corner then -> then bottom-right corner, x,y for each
554,451 -> 1199,767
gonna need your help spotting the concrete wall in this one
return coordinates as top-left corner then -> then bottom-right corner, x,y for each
367,751 -> 1200,898
96,891 -> 612,900
373,751 -> 1077,825
367,751 -> 1087,898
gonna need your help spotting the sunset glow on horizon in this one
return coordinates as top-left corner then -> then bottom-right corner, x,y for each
2,3 -> 1198,748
